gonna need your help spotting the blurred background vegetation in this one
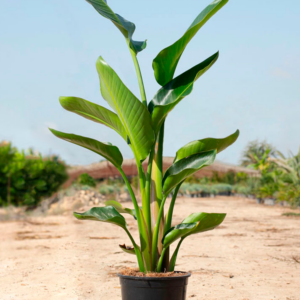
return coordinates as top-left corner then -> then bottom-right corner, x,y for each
0,140 -> 299,209
0,141 -> 68,208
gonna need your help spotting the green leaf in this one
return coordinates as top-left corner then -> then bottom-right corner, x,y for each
105,200 -> 137,219
59,96 -> 127,141
119,243 -> 136,255
74,206 -> 127,229
153,0 -> 228,86
96,57 -> 155,161
149,52 -> 219,133
49,129 -> 123,167
162,212 -> 226,248
86,0 -> 146,54
174,130 -> 239,162
163,150 -> 216,195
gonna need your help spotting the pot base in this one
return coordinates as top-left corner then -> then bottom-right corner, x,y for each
118,271 -> 191,300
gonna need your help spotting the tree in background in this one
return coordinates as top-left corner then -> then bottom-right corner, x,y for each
275,149 -> 300,207
241,140 -> 300,206
240,140 -> 277,168
0,141 -> 68,208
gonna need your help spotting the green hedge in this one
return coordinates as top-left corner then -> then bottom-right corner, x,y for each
0,142 -> 68,207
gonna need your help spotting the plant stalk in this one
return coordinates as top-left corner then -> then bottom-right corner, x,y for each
124,227 -> 146,272
118,168 -> 149,271
164,183 -> 182,233
145,146 -> 155,235
151,195 -> 168,269
156,247 -> 167,272
150,123 -> 165,269
168,238 -> 185,272
129,48 -> 147,106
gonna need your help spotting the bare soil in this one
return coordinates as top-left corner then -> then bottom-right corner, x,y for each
1,196 -> 300,300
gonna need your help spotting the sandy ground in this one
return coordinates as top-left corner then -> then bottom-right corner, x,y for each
1,196 -> 300,300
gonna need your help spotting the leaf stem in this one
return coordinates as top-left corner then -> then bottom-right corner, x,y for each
152,195 -> 168,269
150,123 -> 165,269
118,167 -> 148,271
156,247 -> 167,272
124,227 -> 146,272
164,183 -> 182,233
168,238 -> 185,272
145,146 -> 155,236
129,49 -> 147,106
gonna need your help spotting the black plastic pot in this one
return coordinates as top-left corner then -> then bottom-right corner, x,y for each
118,272 -> 191,300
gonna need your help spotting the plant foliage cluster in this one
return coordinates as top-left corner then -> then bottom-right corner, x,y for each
0,141 -> 68,207
240,140 -> 300,207
50,0 -> 237,273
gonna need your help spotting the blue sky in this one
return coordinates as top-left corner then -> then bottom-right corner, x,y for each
0,0 -> 299,165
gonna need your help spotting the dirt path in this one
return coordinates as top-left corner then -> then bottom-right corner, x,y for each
1,197 -> 300,300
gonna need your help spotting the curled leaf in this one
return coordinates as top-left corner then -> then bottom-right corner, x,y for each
174,130 -> 239,162
119,243 -> 136,255
86,0 -> 146,54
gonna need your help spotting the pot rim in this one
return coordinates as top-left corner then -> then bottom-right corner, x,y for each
117,271 -> 191,280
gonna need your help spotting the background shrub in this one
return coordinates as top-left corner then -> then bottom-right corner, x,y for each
0,141 -> 68,207
78,173 -> 96,187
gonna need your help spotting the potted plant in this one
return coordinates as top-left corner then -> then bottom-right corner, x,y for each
50,0 -> 239,299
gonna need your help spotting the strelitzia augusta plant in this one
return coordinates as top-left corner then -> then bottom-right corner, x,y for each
50,0 -> 239,273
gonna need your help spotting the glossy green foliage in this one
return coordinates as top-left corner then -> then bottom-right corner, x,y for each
59,97 -> 127,141
162,212 -> 226,247
96,57 -> 155,162
174,130 -> 239,162
74,206 -> 127,229
105,200 -> 137,219
149,52 -> 219,133
49,129 -> 123,168
153,0 -> 228,85
86,0 -> 146,54
163,150 -> 217,195
50,0 -> 236,273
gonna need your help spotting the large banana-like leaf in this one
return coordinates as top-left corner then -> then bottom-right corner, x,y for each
49,129 -> 123,167
59,96 -> 127,141
105,200 -> 137,219
74,206 -> 127,229
174,130 -> 239,163
153,0 -> 228,86
163,150 -> 216,195
96,57 -> 155,161
149,52 -> 219,133
86,0 -> 146,54
162,212 -> 226,248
